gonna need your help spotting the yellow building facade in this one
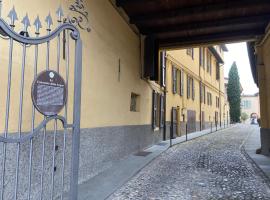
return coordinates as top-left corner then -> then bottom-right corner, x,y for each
0,1 -> 231,199
165,46 -> 229,137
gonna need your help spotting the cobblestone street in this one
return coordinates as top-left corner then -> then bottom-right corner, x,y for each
109,125 -> 270,200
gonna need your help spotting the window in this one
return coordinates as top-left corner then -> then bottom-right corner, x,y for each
199,47 -> 205,68
152,91 -> 165,129
207,51 -> 212,74
180,70 -> 184,96
242,100 -> 252,109
186,48 -> 194,59
160,51 -> 166,87
130,93 -> 140,112
172,66 -> 177,94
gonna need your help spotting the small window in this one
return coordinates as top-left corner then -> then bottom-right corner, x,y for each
186,48 -> 194,59
130,93 -> 140,112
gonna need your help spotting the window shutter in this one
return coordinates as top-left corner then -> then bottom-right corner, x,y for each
144,36 -> 159,80
210,55 -> 212,75
160,95 -> 164,128
187,76 -> 190,99
172,67 -> 177,94
192,78 -> 195,100
199,48 -> 202,66
203,86 -> 206,104
200,82 -> 202,103
180,70 -> 184,96
152,90 -> 157,129
216,62 -> 220,80
160,51 -> 166,87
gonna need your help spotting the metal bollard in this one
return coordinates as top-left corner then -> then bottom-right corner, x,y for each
216,122 -> 217,132
211,122 -> 212,133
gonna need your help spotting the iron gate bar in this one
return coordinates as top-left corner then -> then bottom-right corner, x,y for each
0,12 -> 15,200
27,20 -> 40,199
61,28 -> 70,200
70,38 -> 82,200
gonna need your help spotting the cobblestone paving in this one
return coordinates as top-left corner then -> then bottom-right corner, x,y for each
109,125 -> 270,200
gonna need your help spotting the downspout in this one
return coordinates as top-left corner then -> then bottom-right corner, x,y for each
163,81 -> 167,141
199,53 -> 202,131
163,53 -> 167,141
219,64 -> 222,127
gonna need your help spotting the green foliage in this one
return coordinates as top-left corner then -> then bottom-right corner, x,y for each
227,62 -> 241,123
241,112 -> 249,122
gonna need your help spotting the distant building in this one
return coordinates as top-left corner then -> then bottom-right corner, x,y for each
241,93 -> 260,119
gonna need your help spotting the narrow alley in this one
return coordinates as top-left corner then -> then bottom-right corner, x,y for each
109,125 -> 270,200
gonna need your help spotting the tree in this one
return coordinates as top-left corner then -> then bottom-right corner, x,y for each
241,112 -> 249,122
227,62 -> 241,123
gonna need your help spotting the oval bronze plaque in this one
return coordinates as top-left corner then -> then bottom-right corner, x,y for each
31,70 -> 67,116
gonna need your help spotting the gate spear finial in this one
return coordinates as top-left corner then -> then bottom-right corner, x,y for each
45,13 -> 53,32
56,6 -> 64,24
34,15 -> 42,35
7,6 -> 18,27
21,13 -> 30,32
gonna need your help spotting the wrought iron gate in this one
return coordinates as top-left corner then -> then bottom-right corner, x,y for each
0,6 -> 82,200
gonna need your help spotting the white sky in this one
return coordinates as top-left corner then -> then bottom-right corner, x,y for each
224,42 -> 259,95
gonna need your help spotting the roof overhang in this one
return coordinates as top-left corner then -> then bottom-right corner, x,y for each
115,0 -> 270,49
208,46 -> 224,64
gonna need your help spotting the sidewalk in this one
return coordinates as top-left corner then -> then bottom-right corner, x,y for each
78,124 -> 234,200
244,126 -> 270,179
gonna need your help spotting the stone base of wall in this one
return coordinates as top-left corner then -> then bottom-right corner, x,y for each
260,128 -> 270,156
0,125 -> 163,200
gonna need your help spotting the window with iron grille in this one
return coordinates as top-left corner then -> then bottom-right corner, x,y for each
130,93 -> 140,112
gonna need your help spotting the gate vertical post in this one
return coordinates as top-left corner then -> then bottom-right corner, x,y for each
70,38 -> 82,200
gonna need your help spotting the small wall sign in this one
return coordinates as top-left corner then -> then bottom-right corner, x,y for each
31,70 -> 67,116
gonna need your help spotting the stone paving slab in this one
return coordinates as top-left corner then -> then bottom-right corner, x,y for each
78,125 -> 233,200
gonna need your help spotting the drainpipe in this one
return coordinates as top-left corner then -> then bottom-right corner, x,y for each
199,48 -> 202,131
163,85 -> 167,141
219,64 -> 222,127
